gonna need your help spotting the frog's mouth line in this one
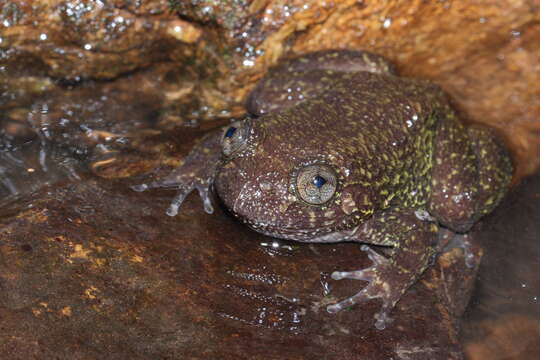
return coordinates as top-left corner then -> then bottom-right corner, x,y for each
250,225 -> 326,241
223,185 -> 360,242
238,216 -> 355,243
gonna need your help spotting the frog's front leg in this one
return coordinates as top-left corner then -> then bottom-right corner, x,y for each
132,130 -> 223,216
326,210 -> 438,330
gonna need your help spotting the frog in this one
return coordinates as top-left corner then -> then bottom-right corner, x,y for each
132,50 -> 512,330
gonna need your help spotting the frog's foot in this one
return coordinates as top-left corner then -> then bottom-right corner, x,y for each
132,178 -> 213,216
328,245 -> 407,330
439,230 -> 477,268
131,130 -> 223,216
458,234 -> 476,268
164,181 -> 214,216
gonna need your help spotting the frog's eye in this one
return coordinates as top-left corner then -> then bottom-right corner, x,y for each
296,164 -> 337,205
222,119 -> 251,156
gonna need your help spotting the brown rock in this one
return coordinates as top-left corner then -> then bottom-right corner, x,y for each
0,128 -> 481,359
465,315 -> 540,360
0,0 -> 196,79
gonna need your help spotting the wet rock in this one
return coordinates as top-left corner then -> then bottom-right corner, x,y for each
465,314 -> 540,360
0,128 -> 480,360
0,63 -> 236,180
0,0 -> 197,80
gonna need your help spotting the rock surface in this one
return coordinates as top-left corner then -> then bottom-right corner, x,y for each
0,129 -> 480,359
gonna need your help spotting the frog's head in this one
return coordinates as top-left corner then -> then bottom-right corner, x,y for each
215,116 -> 382,242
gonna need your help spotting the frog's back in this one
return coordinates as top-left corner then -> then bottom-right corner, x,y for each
326,72 -> 441,146
266,72 -> 442,156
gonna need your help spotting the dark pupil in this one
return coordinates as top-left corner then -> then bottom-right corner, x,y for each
225,127 -> 237,138
312,175 -> 327,189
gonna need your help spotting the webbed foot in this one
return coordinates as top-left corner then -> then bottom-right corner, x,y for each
438,229 -> 477,268
327,245 -> 398,330
131,178 -> 213,216
131,131 -> 223,216
325,209 -> 438,330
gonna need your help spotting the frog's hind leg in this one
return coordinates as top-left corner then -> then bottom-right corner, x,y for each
246,50 -> 396,116
428,116 -> 512,232
327,210 -> 438,330
466,126 -> 513,218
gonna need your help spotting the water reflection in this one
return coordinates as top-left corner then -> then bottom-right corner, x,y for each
0,120 -> 84,211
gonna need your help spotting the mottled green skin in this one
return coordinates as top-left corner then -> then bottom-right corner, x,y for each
133,50 -> 512,329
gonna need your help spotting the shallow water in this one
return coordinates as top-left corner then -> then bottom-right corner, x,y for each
0,123 -> 85,214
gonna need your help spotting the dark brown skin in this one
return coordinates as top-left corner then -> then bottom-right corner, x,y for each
133,50 -> 513,329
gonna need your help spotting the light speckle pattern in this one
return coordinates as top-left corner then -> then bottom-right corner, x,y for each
133,50 -> 512,329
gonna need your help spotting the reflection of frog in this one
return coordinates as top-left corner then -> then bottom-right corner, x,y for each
133,50 -> 512,329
